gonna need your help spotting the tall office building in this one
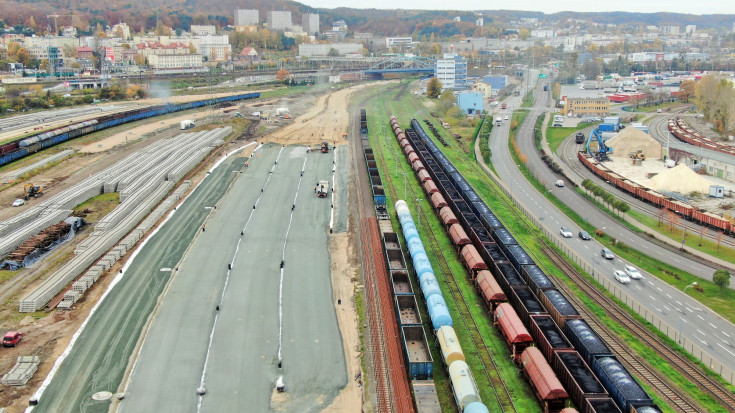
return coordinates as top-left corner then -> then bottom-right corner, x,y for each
235,9 -> 259,26
435,54 -> 468,90
302,13 -> 320,35
267,10 -> 292,31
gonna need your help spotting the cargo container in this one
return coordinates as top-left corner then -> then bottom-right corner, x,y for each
401,326 -> 434,379
396,295 -> 423,326
449,224 -> 472,247
520,347 -> 568,411
529,315 -> 573,362
460,244 -> 487,277
439,207 -> 459,227
495,303 -> 533,358
448,360 -> 482,410
492,261 -> 526,297
584,397 -> 622,413
437,325 -> 465,365
503,245 -> 535,272
522,265 -> 555,296
508,285 -> 547,326
552,350 -> 608,412
591,356 -> 652,412
540,289 -> 582,329
480,243 -> 505,263
476,270 -> 506,309
385,249 -> 407,271
564,319 -> 613,367
597,123 -> 616,133
390,270 -> 414,295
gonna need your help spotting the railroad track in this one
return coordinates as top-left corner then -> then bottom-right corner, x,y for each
557,115 -> 735,249
371,95 -> 518,412
395,82 -> 735,410
539,245 -> 734,411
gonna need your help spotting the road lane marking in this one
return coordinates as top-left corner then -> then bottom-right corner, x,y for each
697,329 -> 706,336
697,315 -> 705,320
710,323 -> 717,329
717,343 -> 735,357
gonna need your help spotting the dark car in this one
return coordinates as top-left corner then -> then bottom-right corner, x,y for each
3,331 -> 22,347
579,230 -> 591,240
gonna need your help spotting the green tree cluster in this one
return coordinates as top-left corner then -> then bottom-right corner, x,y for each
581,179 -> 630,216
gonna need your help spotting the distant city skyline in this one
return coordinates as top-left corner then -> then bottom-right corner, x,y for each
301,0 -> 735,16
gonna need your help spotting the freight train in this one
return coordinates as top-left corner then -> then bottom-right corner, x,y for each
391,115 -> 663,413
0,92 -> 260,167
363,110 -> 487,413
578,151 -> 733,234
668,117 -> 735,156
395,200 -> 489,413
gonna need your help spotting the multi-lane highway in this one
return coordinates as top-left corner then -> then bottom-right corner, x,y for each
487,78 -> 735,379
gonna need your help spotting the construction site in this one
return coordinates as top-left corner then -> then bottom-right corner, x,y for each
0,83 -> 368,413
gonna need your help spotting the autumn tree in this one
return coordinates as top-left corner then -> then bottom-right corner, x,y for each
275,68 -> 290,82
678,79 -> 695,102
40,59 -> 50,72
426,77 -> 442,98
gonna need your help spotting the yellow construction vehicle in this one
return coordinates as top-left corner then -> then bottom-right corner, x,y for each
23,183 -> 44,200
629,150 -> 646,161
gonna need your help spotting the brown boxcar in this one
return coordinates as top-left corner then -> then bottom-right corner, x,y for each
417,170 -> 432,182
412,160 -> 425,172
439,206 -> 459,227
520,347 -> 568,412
430,192 -> 448,209
460,244 -> 487,277
403,144 -> 415,156
448,224 -> 471,247
408,152 -> 420,164
494,303 -> 532,358
476,270 -> 506,309
423,180 -> 439,195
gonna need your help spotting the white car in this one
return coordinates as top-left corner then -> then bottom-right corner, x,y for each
560,227 -> 573,238
504,115 -> 509,121
624,265 -> 642,280
555,180 -> 565,187
12,199 -> 24,207
614,270 -> 631,284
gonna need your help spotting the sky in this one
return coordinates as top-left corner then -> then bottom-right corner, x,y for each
300,0 -> 735,15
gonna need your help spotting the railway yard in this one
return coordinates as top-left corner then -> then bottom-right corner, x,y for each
0,77 -> 734,413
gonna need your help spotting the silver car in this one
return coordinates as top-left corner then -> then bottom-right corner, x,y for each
614,270 -> 631,284
601,248 -> 614,260
624,265 -> 642,280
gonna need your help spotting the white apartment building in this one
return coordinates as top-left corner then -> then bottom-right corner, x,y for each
148,54 -> 203,69
235,9 -> 259,26
386,37 -> 413,49
298,43 -> 362,57
303,13 -> 320,35
191,25 -> 216,35
267,11 -> 292,31
435,53 -> 467,90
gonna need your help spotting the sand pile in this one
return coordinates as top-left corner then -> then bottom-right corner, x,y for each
606,127 -> 663,160
647,164 -> 712,194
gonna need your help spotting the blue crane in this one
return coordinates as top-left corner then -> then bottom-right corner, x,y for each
586,128 -> 612,161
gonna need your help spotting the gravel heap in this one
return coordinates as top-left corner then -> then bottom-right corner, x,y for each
606,127 -> 663,160
647,164 -> 712,194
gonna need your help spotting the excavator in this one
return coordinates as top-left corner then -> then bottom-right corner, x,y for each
23,183 -> 44,200
585,129 -> 612,161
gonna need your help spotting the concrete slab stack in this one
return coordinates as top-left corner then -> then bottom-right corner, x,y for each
1,356 -> 40,386
1,150 -> 75,183
17,126 -> 230,312
0,209 -> 71,257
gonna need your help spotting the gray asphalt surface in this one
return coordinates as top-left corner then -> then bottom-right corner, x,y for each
488,77 -> 735,378
119,144 -> 346,412
334,146 -> 350,233
31,149 -> 249,413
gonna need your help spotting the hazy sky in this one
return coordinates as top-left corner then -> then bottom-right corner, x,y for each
300,0 -> 735,15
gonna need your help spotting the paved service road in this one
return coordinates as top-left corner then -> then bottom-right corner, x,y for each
119,144 -> 346,412
488,79 -> 735,378
32,147 -> 249,413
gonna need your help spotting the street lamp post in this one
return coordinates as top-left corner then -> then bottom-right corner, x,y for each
679,282 -> 698,344
403,172 -> 408,200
